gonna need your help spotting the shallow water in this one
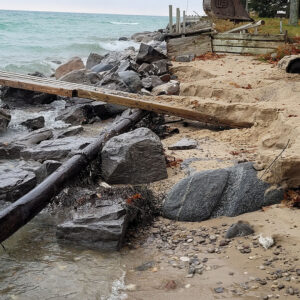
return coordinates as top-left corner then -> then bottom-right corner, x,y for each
0,206 -> 128,300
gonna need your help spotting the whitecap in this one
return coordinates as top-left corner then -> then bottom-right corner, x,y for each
109,21 -> 139,25
99,40 -> 140,52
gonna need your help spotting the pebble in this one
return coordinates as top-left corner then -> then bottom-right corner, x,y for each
180,256 -> 190,262
214,287 -> 224,293
165,280 -> 177,290
125,284 -> 137,291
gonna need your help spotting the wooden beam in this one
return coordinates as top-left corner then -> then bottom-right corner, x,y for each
0,71 -> 253,128
169,5 -> 173,33
213,45 -> 276,55
176,8 -> 180,34
212,39 -> 283,49
213,33 -> 286,42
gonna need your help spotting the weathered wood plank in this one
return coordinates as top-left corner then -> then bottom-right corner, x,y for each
213,33 -> 286,42
0,71 -> 253,128
213,45 -> 276,55
167,35 -> 212,58
212,39 -> 283,49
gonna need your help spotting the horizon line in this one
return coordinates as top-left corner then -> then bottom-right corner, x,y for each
0,8 -> 169,17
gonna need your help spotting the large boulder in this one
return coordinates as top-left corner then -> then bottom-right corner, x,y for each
136,43 -> 167,64
55,57 -> 85,79
131,31 -> 166,43
91,63 -> 115,73
0,108 -> 11,131
101,127 -> 168,184
163,163 -> 284,222
142,76 -> 164,90
86,53 -> 104,70
118,71 -> 142,93
278,55 -> 300,73
56,202 -> 128,251
59,69 -> 101,85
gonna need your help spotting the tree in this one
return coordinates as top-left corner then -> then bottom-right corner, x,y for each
289,0 -> 299,25
249,0 -> 289,18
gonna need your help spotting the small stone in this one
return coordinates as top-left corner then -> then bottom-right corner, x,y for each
214,287 -> 224,293
125,284 -> 137,291
288,287 -> 294,295
180,256 -> 190,262
165,280 -> 177,290
168,138 -> 198,150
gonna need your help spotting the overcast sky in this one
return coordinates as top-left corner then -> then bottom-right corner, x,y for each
0,0 -> 204,16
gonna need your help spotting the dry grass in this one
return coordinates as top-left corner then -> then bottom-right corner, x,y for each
213,17 -> 300,38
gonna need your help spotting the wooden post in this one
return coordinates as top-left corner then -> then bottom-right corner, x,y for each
183,10 -> 186,35
176,8 -> 180,34
280,18 -> 283,34
169,5 -> 173,33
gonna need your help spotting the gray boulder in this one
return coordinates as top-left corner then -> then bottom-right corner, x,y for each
0,108 -> 11,131
55,57 -> 85,79
163,163 -> 284,222
55,126 -> 84,138
118,71 -> 142,93
59,69 -> 101,85
176,54 -> 195,62
278,55 -> 300,73
86,53 -> 104,70
21,116 -> 45,131
225,221 -> 254,239
168,138 -> 198,150
136,43 -> 167,64
152,80 -> 180,96
142,76 -> 164,90
101,127 -> 168,184
56,202 -> 128,250
36,160 -> 62,183
91,63 -> 115,73
151,60 -> 169,75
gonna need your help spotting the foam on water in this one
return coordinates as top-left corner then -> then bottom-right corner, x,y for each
99,40 -> 140,52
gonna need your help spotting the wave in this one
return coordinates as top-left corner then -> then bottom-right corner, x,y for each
99,40 -> 140,52
109,21 -> 139,25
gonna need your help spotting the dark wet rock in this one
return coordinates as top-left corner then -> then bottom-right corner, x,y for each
119,36 -> 129,41
131,31 -> 166,43
136,43 -> 167,64
152,80 -> 180,96
163,163 -> 284,222
101,127 -> 168,184
176,54 -> 195,62
55,104 -> 95,125
55,57 -> 85,79
28,71 -> 46,78
59,69 -> 101,85
91,63 -> 115,73
55,125 -> 84,138
91,101 -> 126,119
142,76 -> 164,90
0,108 -> 11,131
138,63 -> 153,76
0,87 -> 57,106
0,160 -> 38,202
99,73 -> 130,93
21,116 -> 45,131
21,136 -> 96,162
168,138 -> 198,150
86,53 -> 104,70
225,221 -> 255,239
0,142 -> 26,159
118,71 -> 142,93
36,160 -> 62,183
56,202 -> 129,251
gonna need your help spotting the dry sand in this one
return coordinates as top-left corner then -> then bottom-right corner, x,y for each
122,55 -> 300,299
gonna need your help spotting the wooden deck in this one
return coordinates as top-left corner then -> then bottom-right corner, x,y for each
0,71 -> 252,128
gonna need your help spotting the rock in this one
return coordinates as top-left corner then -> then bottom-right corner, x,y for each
56,202 -> 129,250
21,136 -> 96,162
151,60 -> 169,75
55,104 -> 95,125
36,160 -> 62,183
160,74 -> 171,82
21,116 -> 45,131
59,69 -> 101,85
168,138 -> 198,150
1,87 -> 57,106
0,160 -> 37,202
18,128 -> 54,145
101,127 -> 168,184
135,261 -> 155,271
86,53 -> 104,70
119,37 -> 129,41
91,101 -> 127,119
0,142 -> 25,159
55,57 -> 85,79
176,55 -> 195,62
214,287 -> 224,293
91,63 -> 115,73
0,108 -> 11,131
56,126 -> 84,138
163,163 -> 283,222
278,55 -> 300,73
165,280 -> 177,290
152,80 -> 180,96
138,63 -> 153,75
225,221 -> 254,239
98,73 -> 130,93
118,71 -> 142,93
131,31 -> 165,43
141,76 -> 164,90
136,43 -> 167,64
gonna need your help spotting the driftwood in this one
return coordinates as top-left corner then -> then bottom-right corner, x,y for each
0,109 -> 146,243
